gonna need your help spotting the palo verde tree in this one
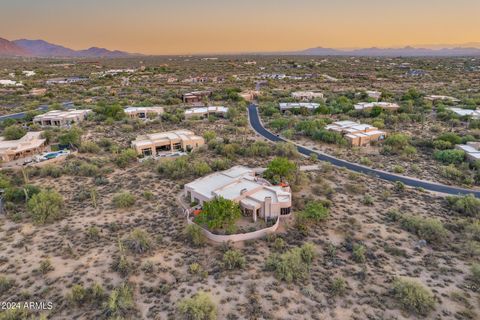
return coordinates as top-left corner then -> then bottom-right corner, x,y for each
195,196 -> 241,231
263,157 -> 297,185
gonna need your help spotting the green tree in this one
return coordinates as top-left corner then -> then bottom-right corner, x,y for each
264,157 -> 297,184
27,189 -> 64,224
59,127 -> 83,147
2,125 -> 26,140
195,197 -> 241,230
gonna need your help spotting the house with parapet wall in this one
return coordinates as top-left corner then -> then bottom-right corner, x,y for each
291,91 -> 324,101
366,90 -> 382,101
426,95 -> 460,103
184,106 -> 228,119
354,102 -> 400,111
447,107 -> 480,119
326,120 -> 387,146
131,129 -> 204,157
0,132 -> 47,162
46,77 -> 88,85
33,109 -> 92,127
124,106 -> 164,119
184,166 -> 292,222
455,142 -> 480,162
182,90 -> 212,104
279,102 -> 320,113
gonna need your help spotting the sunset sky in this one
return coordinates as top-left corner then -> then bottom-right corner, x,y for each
1,0 -> 479,54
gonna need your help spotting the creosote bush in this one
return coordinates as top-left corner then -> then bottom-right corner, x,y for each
185,224 -> 206,247
392,278 -> 435,316
447,194 -> 480,218
222,249 -> 246,270
103,283 -> 136,319
123,228 -> 153,254
177,292 -> 217,320
399,215 -> 448,243
265,243 -> 315,283
112,192 -> 136,208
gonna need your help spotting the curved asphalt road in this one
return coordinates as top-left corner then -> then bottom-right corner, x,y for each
248,104 -> 480,197
0,101 -> 74,122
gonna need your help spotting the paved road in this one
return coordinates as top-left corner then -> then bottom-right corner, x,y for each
248,104 -> 480,197
0,101 -> 74,122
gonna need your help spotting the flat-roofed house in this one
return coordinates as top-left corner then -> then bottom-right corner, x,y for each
238,90 -> 260,102
124,106 -> 164,119
326,121 -> 387,146
354,102 -> 400,111
426,95 -> 460,103
455,142 -> 480,162
279,102 -> 320,113
0,132 -> 47,162
46,77 -> 88,85
182,91 -> 212,104
184,166 -> 292,222
33,109 -> 92,127
131,130 -> 204,157
291,91 -> 324,101
366,90 -> 382,101
447,107 -> 480,119
184,106 -> 228,119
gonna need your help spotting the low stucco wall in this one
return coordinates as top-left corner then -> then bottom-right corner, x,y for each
186,213 -> 280,243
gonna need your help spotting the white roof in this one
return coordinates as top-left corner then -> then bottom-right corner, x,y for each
185,106 -> 228,115
354,102 -> 399,110
279,102 -> 320,110
132,129 -> 203,147
124,106 -> 164,114
34,109 -> 92,121
447,107 -> 480,118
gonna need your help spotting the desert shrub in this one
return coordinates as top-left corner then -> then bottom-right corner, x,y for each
362,195 -> 374,205
296,201 -> 329,234
329,277 -> 347,297
177,292 -> 217,320
274,142 -> 300,158
440,164 -> 465,182
359,157 -> 372,166
222,250 -> 246,270
79,141 -> 101,153
312,129 -> 347,145
112,192 -> 136,208
58,127 -> 83,147
210,158 -> 231,171
185,224 -> 205,247
392,278 -> 435,315
470,263 -> 480,286
5,184 -> 40,204
123,229 -> 152,254
0,277 -> 15,294
195,197 -> 241,231
245,141 -> 273,157
68,284 -> 87,305
352,244 -> 366,263
203,130 -> 217,142
437,132 -> 462,145
446,194 -> 480,217
103,283 -> 135,319
39,258 -> 54,274
465,221 -> 480,241
432,139 -> 452,150
40,164 -> 63,178
434,149 -> 465,164
192,161 -> 212,176
393,165 -> 405,173
157,156 -> 210,179
265,243 -> 315,283
394,181 -> 405,192
399,215 -> 448,243
27,189 -> 64,224
2,125 -> 26,140
383,133 -> 411,154
86,226 -> 100,240
115,148 -> 137,168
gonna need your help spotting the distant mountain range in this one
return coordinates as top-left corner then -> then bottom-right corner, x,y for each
2,36 -> 480,57
265,45 -> 480,57
0,37 -> 135,57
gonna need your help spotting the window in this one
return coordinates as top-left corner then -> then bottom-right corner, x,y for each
280,207 -> 291,215
142,148 -> 152,156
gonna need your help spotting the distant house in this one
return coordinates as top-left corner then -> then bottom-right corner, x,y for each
455,142 -> 480,162
291,91 -> 324,101
366,90 -> 382,101
0,80 -> 23,87
185,106 -> 228,119
279,102 -> 320,113
238,90 -> 260,102
184,166 -> 292,222
29,88 -> 47,96
325,120 -> 387,146
33,109 -> 92,127
22,71 -> 35,77
447,107 -> 480,119
354,102 -> 400,111
124,106 -> 164,119
182,91 -> 212,104
0,132 -> 47,163
131,130 -> 204,157
46,77 -> 88,85
426,95 -> 460,103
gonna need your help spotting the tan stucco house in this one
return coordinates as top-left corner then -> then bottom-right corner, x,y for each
131,129 -> 204,157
